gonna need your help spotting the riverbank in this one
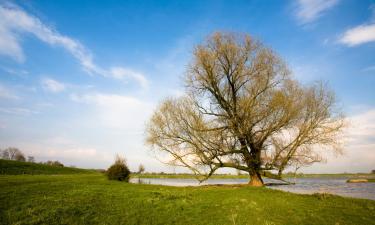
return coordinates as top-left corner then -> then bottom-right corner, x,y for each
1,174 -> 374,225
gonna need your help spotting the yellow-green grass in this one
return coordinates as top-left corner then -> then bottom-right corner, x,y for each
1,174 -> 374,225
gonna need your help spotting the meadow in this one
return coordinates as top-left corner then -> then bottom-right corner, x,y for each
1,160 -> 375,225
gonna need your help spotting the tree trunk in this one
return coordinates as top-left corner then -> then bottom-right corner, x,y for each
248,171 -> 264,186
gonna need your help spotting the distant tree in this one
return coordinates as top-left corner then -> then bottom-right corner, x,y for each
27,156 -> 35,163
372,170 -> 375,174
1,147 -> 25,161
45,160 -> 64,167
106,155 -> 130,181
14,152 -> 26,162
146,32 -> 345,186
2,149 -> 10,160
138,164 -> 145,174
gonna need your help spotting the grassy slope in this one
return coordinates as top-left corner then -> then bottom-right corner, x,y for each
0,159 -> 96,175
1,174 -> 374,225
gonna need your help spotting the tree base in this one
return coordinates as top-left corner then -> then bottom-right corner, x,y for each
248,173 -> 264,186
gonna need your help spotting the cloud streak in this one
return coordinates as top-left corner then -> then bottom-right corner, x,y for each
41,78 -> 66,93
339,24 -> 375,46
295,0 -> 339,24
0,3 -> 148,88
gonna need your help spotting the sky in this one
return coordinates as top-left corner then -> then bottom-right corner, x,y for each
0,0 -> 374,173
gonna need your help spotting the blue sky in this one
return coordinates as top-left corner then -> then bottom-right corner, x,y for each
0,0 -> 374,173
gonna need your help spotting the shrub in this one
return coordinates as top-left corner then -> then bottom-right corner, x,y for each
106,155 -> 130,181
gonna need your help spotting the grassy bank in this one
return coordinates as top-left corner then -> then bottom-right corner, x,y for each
0,159 -> 96,175
1,173 -> 374,225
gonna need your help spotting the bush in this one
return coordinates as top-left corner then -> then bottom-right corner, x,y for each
106,155 -> 130,181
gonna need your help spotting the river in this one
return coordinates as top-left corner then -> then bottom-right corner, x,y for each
129,177 -> 375,200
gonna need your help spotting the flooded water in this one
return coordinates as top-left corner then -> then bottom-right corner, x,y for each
129,177 -> 375,200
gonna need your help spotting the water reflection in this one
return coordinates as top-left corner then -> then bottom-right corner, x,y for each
129,177 -> 375,200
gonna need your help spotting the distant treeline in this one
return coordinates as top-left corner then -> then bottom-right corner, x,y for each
0,159 -> 96,175
0,147 -> 64,167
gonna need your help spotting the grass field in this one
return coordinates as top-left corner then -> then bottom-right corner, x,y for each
1,160 -> 374,224
1,173 -> 374,225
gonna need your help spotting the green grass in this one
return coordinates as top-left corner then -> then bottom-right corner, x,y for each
0,159 -> 96,175
1,174 -> 374,225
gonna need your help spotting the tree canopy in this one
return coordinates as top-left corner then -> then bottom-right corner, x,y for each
146,32 -> 345,186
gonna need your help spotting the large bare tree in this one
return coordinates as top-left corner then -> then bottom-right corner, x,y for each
146,32 -> 345,186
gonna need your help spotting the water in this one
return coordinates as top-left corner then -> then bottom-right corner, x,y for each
129,177 -> 375,200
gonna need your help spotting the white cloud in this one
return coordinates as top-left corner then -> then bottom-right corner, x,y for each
338,5 -> 375,47
110,67 -> 149,89
0,4 -> 148,88
339,24 -> 375,46
295,0 -> 339,24
345,109 -> 375,144
41,78 -> 66,93
302,108 -> 375,173
71,93 -> 154,130
0,23 -> 24,62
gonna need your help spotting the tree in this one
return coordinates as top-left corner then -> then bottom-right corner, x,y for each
1,147 -> 25,161
138,164 -> 145,174
45,160 -> 64,167
14,152 -> 26,162
146,32 -> 345,186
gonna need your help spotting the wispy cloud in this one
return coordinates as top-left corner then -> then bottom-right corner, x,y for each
339,24 -> 375,46
338,4 -> 375,46
303,107 -> 375,173
0,3 -> 148,88
110,67 -> 149,89
41,78 -> 66,93
295,0 -> 339,24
